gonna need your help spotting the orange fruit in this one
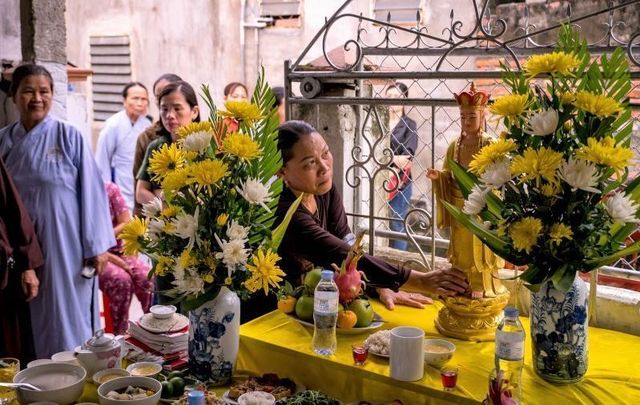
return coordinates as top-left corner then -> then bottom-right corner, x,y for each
337,310 -> 358,329
277,296 -> 297,314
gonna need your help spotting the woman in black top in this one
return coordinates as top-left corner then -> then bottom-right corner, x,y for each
274,121 -> 467,310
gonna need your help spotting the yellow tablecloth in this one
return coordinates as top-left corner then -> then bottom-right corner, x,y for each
237,300 -> 640,404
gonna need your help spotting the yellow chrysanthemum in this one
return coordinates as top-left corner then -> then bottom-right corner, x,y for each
178,249 -> 197,269
163,222 -> 176,234
559,92 -> 576,105
511,147 -> 563,185
205,256 -> 217,269
175,121 -> 213,139
576,137 -> 634,173
541,182 -> 560,198
549,223 -> 573,246
161,167 -> 192,195
509,217 -> 543,253
149,143 -> 187,181
222,133 -> 262,161
203,273 -> 214,283
155,256 -> 173,277
225,277 -> 233,285
244,249 -> 285,295
573,91 -> 622,118
216,213 -> 229,227
489,94 -> 530,120
189,159 -> 229,186
119,217 -> 147,256
468,139 -> 517,175
220,100 -> 262,123
161,205 -> 179,218
524,52 -> 580,77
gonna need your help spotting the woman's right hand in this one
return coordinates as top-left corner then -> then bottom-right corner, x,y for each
405,268 -> 468,297
427,168 -> 439,180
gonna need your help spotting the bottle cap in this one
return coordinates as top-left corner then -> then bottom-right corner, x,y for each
504,307 -> 519,318
187,390 -> 205,405
321,270 -> 334,280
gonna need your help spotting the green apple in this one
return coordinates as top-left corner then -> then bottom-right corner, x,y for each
303,268 -> 323,293
295,294 -> 314,321
348,298 -> 374,327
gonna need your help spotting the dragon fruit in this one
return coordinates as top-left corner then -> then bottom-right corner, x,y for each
334,232 -> 366,304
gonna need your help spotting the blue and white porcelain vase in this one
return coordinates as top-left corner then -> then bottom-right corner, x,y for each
530,273 -> 588,384
188,287 -> 240,385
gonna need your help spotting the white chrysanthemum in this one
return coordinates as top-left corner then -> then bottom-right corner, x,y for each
480,157 -> 512,188
215,234 -> 249,276
182,130 -> 213,153
463,185 -> 489,215
172,269 -> 205,296
605,192 -> 640,223
558,158 -> 600,193
142,197 -> 163,218
236,178 -> 272,211
172,207 -> 200,249
226,220 -> 249,241
524,108 -> 559,136
146,218 -> 165,242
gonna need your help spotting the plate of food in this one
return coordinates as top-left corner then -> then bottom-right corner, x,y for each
285,297 -> 384,335
364,330 -> 391,358
223,374 -> 298,404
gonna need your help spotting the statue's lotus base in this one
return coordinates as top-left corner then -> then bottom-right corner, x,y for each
434,292 -> 510,342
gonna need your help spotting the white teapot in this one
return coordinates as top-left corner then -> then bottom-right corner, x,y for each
74,329 -> 124,376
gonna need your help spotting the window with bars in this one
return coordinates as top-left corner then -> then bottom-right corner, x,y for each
89,35 -> 131,121
260,0 -> 301,19
373,0 -> 422,24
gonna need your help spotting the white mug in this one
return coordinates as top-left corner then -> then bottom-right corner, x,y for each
390,326 -> 425,381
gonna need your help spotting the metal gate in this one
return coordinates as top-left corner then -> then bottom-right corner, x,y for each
283,0 -> 640,278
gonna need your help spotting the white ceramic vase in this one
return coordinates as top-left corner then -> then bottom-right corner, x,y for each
188,287 -> 240,385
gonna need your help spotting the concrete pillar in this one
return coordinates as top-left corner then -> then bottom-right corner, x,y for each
20,0 -> 67,119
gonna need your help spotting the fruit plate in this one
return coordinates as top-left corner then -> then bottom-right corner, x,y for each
285,313 -> 384,335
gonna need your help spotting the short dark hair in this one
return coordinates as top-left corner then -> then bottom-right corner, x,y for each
272,86 -> 285,108
158,81 -> 200,134
122,81 -> 148,98
386,81 -> 409,98
152,73 -> 182,93
224,82 -> 248,97
9,64 -> 54,96
277,120 -> 317,165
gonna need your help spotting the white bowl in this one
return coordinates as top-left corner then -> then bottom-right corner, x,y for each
149,304 -> 176,319
26,359 -> 54,368
51,350 -> 80,366
238,391 -> 276,405
13,362 -> 86,405
424,338 -> 456,368
97,376 -> 162,405
93,368 -> 130,385
126,362 -> 162,378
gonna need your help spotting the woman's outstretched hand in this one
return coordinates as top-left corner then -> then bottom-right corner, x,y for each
377,288 -> 433,310
405,268 -> 468,298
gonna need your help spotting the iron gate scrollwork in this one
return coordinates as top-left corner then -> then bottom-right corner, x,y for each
284,0 -> 640,275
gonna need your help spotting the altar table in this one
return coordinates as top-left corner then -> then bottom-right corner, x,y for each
236,300 -> 640,404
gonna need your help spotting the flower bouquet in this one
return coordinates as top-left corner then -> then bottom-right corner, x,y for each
120,72 -> 301,310
444,26 -> 639,383
445,26 -> 639,291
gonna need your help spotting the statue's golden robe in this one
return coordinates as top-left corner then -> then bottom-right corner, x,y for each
432,135 -> 506,297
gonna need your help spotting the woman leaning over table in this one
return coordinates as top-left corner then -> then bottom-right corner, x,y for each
0,64 -> 121,358
136,80 -> 200,205
242,121 -> 468,321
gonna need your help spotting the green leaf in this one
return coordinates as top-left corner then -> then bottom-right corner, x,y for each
270,192 -> 304,251
448,159 -> 504,219
182,285 -> 222,312
441,201 -> 509,254
586,240 -> 640,269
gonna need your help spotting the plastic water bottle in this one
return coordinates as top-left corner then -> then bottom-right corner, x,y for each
312,270 -> 338,355
495,306 -> 524,403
